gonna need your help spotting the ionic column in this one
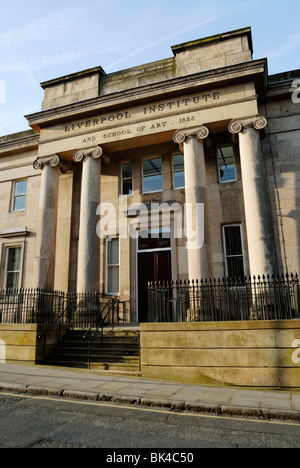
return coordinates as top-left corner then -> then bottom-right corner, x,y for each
229,116 -> 277,277
173,127 -> 213,281
73,147 -> 103,293
33,155 -> 61,290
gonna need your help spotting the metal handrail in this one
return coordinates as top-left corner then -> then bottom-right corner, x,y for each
38,297 -> 77,362
83,298 -> 119,369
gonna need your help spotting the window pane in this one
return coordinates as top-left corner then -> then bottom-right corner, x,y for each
15,180 -> 27,196
107,266 -> 119,294
122,163 -> 132,179
218,146 -> 237,183
143,158 -> 162,177
143,174 -> 163,193
173,154 -> 184,172
219,163 -> 237,183
227,257 -> 245,279
224,226 -> 245,278
6,248 -> 21,289
173,154 -> 185,188
224,226 -> 243,256
13,195 -> 26,211
107,238 -> 119,266
138,236 -> 171,251
123,178 -> 133,195
174,170 -> 185,189
7,248 -> 21,272
6,272 -> 19,289
138,228 -> 171,250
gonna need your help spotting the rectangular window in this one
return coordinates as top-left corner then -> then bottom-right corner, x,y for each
106,238 -> 119,295
4,247 -> 22,289
121,162 -> 133,195
223,225 -> 245,279
173,154 -> 185,189
138,228 -> 171,251
11,180 -> 27,212
143,157 -> 163,193
217,146 -> 237,183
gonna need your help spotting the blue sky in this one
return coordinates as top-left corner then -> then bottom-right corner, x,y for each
0,0 -> 299,137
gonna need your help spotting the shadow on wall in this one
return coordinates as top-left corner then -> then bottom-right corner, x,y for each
0,340 -> 6,364
285,209 -> 300,274
264,126 -> 300,275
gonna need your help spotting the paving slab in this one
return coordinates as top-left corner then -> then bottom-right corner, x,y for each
1,363 -> 300,422
292,394 -> 300,411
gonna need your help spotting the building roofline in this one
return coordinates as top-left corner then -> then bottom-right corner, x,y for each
0,129 -> 38,144
25,58 -> 267,131
0,130 -> 39,156
41,66 -> 106,89
39,28 -> 253,92
268,69 -> 300,84
171,27 -> 253,56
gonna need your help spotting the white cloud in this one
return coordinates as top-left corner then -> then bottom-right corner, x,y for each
0,14 -> 69,49
0,51 -> 90,74
0,2 -> 90,49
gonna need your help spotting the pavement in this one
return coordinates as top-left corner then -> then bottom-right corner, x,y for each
1,363 -> 300,423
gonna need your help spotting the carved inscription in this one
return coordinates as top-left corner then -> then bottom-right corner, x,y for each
65,112 -> 132,132
143,93 -> 220,115
63,92 -> 220,134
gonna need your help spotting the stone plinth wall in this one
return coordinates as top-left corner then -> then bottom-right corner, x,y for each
140,321 -> 300,388
0,324 -> 70,364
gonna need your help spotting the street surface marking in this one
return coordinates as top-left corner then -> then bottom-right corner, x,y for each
0,391 -> 300,428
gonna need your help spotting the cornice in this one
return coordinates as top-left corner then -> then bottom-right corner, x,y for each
0,133 -> 39,156
25,59 -> 268,130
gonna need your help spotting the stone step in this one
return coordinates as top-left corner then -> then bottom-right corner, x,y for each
48,356 -> 140,365
45,328 -> 141,374
68,329 -> 140,338
89,363 -> 140,373
61,338 -> 139,347
46,359 -> 140,374
52,345 -> 139,354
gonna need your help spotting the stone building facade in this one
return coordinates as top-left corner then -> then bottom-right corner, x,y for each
0,27 -> 299,323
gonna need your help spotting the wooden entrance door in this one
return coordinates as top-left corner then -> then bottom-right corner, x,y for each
138,250 -> 172,323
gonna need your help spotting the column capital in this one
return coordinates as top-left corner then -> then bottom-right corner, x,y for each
33,155 -> 69,173
173,126 -> 209,144
228,115 -> 268,134
73,145 -> 104,163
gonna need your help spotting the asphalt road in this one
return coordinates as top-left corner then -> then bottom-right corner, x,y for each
0,392 -> 300,451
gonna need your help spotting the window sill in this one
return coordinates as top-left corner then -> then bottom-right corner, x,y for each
10,209 -> 26,214
142,190 -> 163,195
219,179 -> 238,185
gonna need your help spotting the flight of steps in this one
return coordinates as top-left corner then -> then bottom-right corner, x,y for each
45,328 -> 140,374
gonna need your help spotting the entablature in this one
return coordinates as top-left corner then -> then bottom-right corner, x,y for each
25,59 -> 268,133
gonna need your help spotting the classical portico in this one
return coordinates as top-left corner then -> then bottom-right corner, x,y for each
32,114 -> 277,297
26,26 -> 296,321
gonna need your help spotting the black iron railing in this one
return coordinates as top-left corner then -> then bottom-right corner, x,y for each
83,298 -> 119,369
0,288 -> 65,325
38,296 -> 78,362
0,289 -> 125,328
148,274 -> 300,323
